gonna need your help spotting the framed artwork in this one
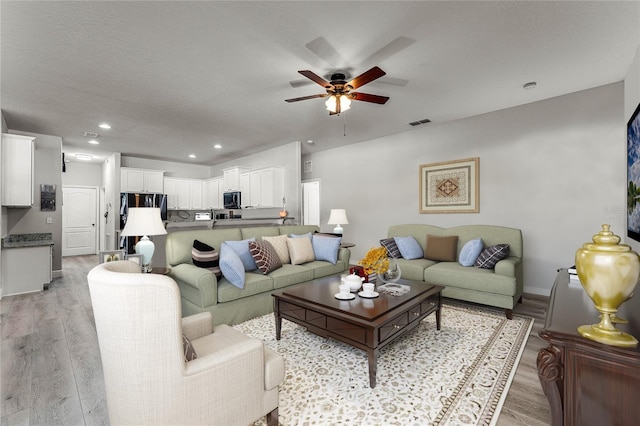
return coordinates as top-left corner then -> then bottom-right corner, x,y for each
126,254 -> 142,266
419,157 -> 479,214
40,184 -> 56,211
627,102 -> 640,242
99,250 -> 126,263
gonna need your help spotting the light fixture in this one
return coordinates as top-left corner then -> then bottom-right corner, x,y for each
214,144 -> 222,149
328,209 -> 349,234
88,139 -> 99,145
120,207 -> 167,273
99,123 -> 111,129
325,94 -> 351,114
75,153 -> 94,161
188,154 -> 196,158
523,82 -> 537,90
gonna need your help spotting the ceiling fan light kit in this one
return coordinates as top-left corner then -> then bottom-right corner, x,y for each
286,66 -> 390,115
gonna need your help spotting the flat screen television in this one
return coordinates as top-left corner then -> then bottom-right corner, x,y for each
627,102 -> 640,242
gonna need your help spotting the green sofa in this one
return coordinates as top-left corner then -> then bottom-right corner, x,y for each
387,224 -> 523,319
165,225 -> 350,325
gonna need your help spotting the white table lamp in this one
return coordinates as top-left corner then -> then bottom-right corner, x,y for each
120,207 -> 167,272
328,209 -> 349,234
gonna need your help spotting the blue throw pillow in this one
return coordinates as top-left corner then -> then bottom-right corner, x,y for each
458,238 -> 484,267
393,236 -> 424,260
312,235 -> 342,264
289,232 -> 312,239
224,238 -> 257,271
219,243 -> 246,288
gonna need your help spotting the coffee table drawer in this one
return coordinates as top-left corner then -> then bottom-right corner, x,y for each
379,312 -> 409,343
278,300 -> 306,321
326,317 -> 366,343
421,295 -> 439,316
409,304 -> 422,323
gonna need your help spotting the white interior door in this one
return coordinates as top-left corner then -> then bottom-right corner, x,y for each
302,180 -> 320,226
62,186 -> 98,256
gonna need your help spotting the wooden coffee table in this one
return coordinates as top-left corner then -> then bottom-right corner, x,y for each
272,275 -> 443,388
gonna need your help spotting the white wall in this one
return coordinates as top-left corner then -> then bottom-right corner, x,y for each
102,153 -> 121,250
121,156 -> 211,179
61,161 -> 103,186
305,83 -> 625,296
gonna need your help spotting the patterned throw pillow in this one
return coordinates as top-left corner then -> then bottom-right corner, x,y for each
262,234 -> 291,264
474,244 -> 510,269
380,238 -> 402,259
182,334 -> 197,362
458,238 -> 484,267
424,235 -> 458,262
393,236 -> 424,260
248,241 -> 283,274
191,239 -> 222,277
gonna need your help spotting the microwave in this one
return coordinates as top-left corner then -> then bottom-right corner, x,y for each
223,191 -> 241,209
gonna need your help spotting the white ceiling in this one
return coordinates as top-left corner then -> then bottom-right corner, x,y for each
2,1 -> 639,166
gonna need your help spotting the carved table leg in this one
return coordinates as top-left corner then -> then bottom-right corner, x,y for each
537,343 -> 564,426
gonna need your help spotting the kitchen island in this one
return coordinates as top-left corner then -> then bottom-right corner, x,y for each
1,233 -> 53,296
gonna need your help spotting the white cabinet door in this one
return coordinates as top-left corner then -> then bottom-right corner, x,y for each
164,178 -> 178,209
121,168 -> 144,192
249,171 -> 262,206
145,171 -> 164,193
2,133 -> 35,206
175,179 -> 190,209
205,178 -> 222,209
240,173 -> 251,207
222,167 -> 249,191
248,167 -> 284,207
189,180 -> 204,209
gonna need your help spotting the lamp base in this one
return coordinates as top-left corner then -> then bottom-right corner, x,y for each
135,236 -> 155,274
333,225 -> 343,234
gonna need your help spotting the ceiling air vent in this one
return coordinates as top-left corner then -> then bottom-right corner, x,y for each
409,118 -> 432,127
84,131 -> 99,138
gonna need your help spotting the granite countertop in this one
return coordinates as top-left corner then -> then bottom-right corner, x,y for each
1,233 -> 54,248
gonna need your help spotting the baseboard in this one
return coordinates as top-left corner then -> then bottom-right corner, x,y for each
524,285 -> 551,297
52,269 -> 63,279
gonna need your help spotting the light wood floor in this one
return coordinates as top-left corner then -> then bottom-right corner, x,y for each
1,255 -> 551,425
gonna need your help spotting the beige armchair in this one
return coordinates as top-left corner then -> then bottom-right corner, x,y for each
88,261 -> 284,425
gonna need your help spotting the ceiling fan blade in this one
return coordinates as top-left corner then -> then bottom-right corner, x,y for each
351,92 -> 390,104
359,36 -> 416,67
305,37 -> 345,67
347,66 -> 386,90
285,94 -> 326,103
298,70 -> 332,88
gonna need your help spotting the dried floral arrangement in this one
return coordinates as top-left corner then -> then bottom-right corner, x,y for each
358,246 -> 389,275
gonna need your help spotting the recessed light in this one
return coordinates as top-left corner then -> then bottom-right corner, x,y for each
307,140 -> 314,144
188,154 -> 196,159
75,153 -> 93,161
523,82 -> 537,90
99,123 -> 111,129
88,139 -> 99,145
213,144 -> 222,149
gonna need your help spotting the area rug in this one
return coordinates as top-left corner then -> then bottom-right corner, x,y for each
236,301 -> 534,426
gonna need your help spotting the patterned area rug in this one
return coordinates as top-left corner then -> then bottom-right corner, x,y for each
236,301 -> 534,426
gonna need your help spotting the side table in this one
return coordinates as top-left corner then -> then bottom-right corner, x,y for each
151,267 -> 171,275
537,269 -> 640,425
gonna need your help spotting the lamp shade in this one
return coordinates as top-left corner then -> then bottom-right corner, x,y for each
120,208 -> 167,237
328,209 -> 349,234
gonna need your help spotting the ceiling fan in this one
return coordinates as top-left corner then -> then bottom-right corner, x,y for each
285,66 -> 390,115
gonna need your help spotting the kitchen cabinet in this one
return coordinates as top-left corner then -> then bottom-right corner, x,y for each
164,177 -> 204,209
189,180 -> 204,209
2,245 -> 52,295
204,177 -> 222,209
246,167 -> 284,207
240,173 -> 251,207
222,167 -> 249,192
121,167 -> 164,193
2,133 -> 35,207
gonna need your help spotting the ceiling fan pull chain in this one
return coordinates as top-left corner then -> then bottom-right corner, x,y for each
343,112 -> 347,136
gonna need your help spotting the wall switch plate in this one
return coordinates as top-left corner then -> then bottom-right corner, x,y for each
46,217 -> 53,224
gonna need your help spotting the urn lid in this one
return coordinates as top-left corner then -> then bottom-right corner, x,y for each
580,224 -> 631,253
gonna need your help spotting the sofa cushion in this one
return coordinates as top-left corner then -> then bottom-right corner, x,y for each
394,236 -> 424,259
262,234 -> 291,264
249,241 -> 282,275
287,236 -> 315,265
475,244 -> 510,269
458,238 -> 484,267
224,238 -> 257,271
191,239 -> 222,277
219,243 -> 246,288
380,238 -> 402,259
311,234 -> 341,264
289,232 -> 313,239
424,234 -> 458,262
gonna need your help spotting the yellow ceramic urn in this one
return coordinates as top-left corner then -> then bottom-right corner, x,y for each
575,224 -> 639,347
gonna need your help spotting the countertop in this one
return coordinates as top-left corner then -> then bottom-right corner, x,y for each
166,217 -> 295,230
1,233 -> 54,248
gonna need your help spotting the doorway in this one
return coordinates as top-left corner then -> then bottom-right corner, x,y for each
62,186 -> 98,256
302,180 -> 320,226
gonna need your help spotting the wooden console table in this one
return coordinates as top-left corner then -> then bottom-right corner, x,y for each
537,269 -> 640,425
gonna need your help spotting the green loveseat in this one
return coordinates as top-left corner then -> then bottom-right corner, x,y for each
165,225 -> 350,325
387,224 -> 523,318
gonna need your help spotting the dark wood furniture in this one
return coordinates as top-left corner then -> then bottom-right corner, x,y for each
537,269 -> 640,426
273,276 -> 443,388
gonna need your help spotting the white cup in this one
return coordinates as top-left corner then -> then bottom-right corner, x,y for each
339,284 -> 351,296
362,283 -> 375,295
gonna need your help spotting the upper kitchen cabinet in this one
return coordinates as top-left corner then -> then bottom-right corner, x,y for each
204,177 -> 222,209
247,167 -> 284,207
2,133 -> 35,207
121,167 -> 164,193
222,167 -> 250,192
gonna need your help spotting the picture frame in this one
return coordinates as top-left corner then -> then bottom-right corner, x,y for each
126,254 -> 143,266
627,102 -> 640,242
419,157 -> 479,214
99,250 -> 126,264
